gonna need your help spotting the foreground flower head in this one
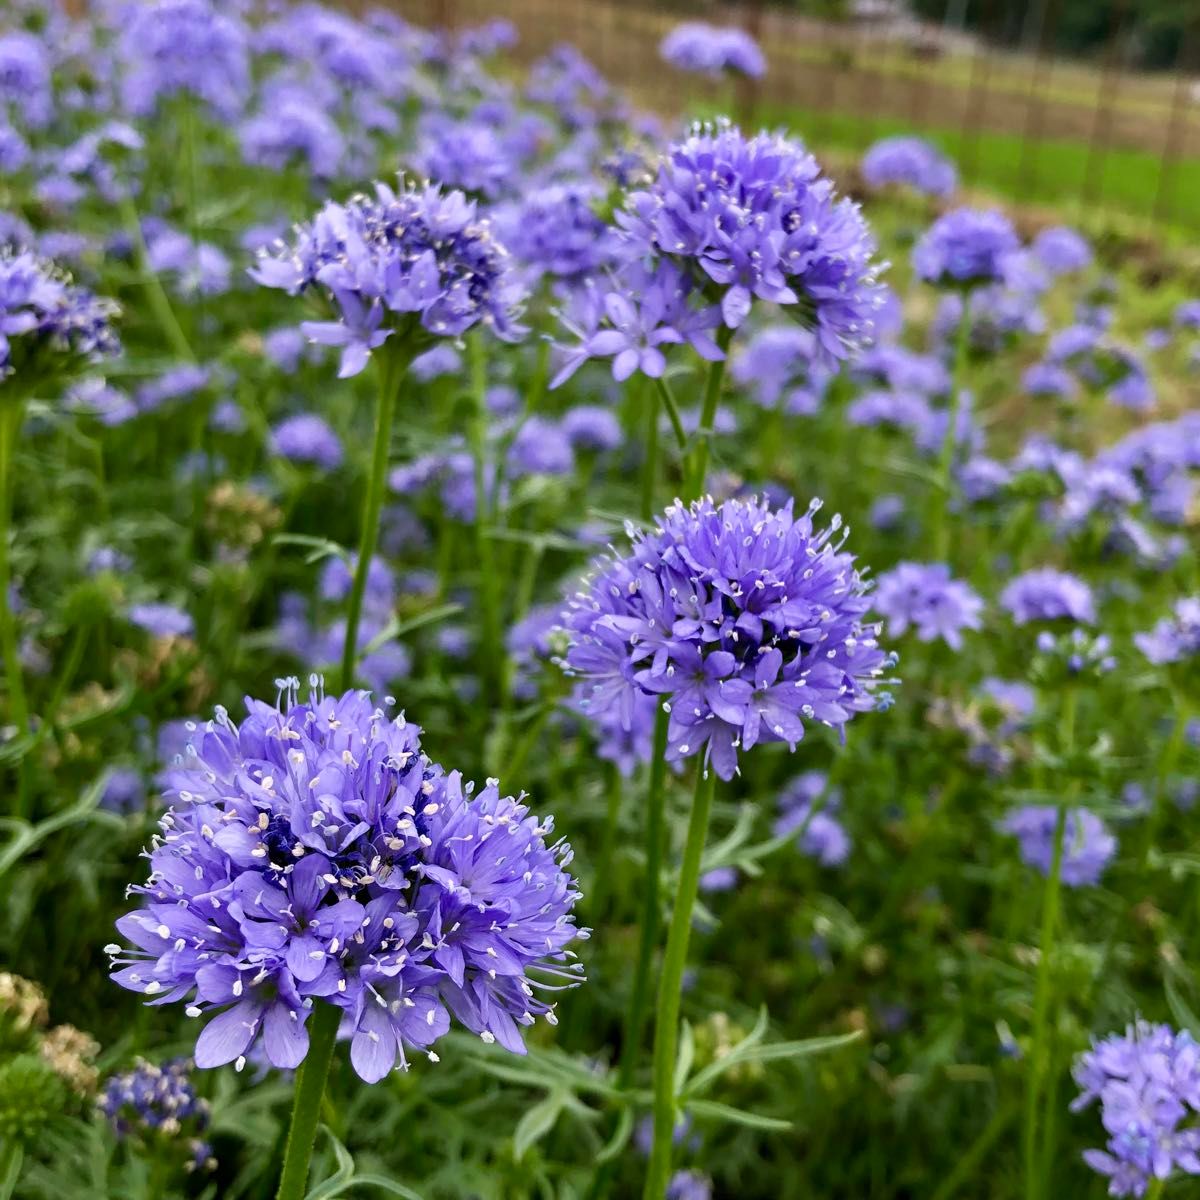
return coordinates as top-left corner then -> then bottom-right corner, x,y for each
1072,1021 -> 1200,1196
912,208 -> 1019,289
861,136 -> 957,199
251,178 -> 526,377
999,805 -> 1116,886
616,121 -> 886,355
0,247 -> 120,385
659,23 -> 766,79
108,683 -> 584,1082
560,496 -> 894,780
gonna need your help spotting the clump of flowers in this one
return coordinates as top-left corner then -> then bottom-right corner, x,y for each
659,23 -> 766,79
1000,568 -> 1096,626
1032,226 -> 1092,277
560,495 -> 894,780
0,247 -> 120,387
100,1059 -> 215,1173
861,136 -> 957,199
615,121 -> 886,349
251,178 -> 526,377
1135,597 -> 1200,666
912,208 -> 1019,289
873,562 -> 983,650
774,771 -> 850,866
107,682 -> 584,1081
1032,629 -> 1117,684
1072,1021 -> 1200,1196
999,806 -> 1116,887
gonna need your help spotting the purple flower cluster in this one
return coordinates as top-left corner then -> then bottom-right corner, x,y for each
0,247 -> 120,382
100,1056 -> 209,1137
270,413 -> 343,471
1072,1021 -> 1200,1196
999,805 -> 1116,886
659,22 -> 766,79
616,122 -> 886,351
773,771 -> 850,866
873,562 -> 984,650
1033,226 -> 1092,277
560,496 -> 893,780
730,325 -> 830,415
498,183 -> 614,285
861,137 -> 957,199
1000,568 -> 1096,626
912,208 -> 1019,289
251,179 -> 526,378
108,685 -> 584,1081
1135,597 -> 1200,667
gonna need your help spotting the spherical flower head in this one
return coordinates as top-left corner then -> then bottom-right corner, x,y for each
773,770 -> 849,866
119,0 -> 250,122
666,1170 -> 713,1200
561,405 -> 622,453
0,32 -> 52,130
616,121 -> 886,357
1072,1020 -> 1200,1196
1135,596 -> 1200,667
128,602 -> 194,640
861,136 -> 957,199
912,208 -> 1019,289
251,178 -> 527,378
730,324 -> 828,413
100,767 -> 146,815
0,248 -> 120,387
499,183 -> 614,285
659,23 -> 766,79
874,562 -> 983,650
99,1058 -> 209,1140
239,94 -> 345,181
1033,226 -> 1092,277
1000,568 -> 1096,626
560,496 -> 894,781
270,413 -> 343,471
1022,361 -> 1078,400
509,416 -> 574,477
108,684 -> 584,1081
999,805 -> 1116,887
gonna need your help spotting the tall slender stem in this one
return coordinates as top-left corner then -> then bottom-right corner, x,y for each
653,376 -> 688,453
467,332 -> 502,707
617,707 -> 670,1090
931,291 -> 972,561
275,1001 -> 341,1200
1143,693 -> 1190,867
0,401 -> 28,745
340,347 -> 405,693
641,379 -> 661,522
682,327 -> 734,502
644,764 -> 717,1200
1023,686 -> 1076,1200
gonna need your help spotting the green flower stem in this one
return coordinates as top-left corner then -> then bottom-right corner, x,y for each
275,1000 -> 341,1200
617,706 -> 670,1091
1146,1179 -> 1165,1200
644,764 -> 717,1200
339,346 -> 406,693
653,376 -> 688,454
1023,685 -> 1076,1200
1143,691 -> 1191,868
590,762 -> 624,926
117,195 -> 194,363
929,1101 -> 1017,1200
467,332 -> 502,707
641,378 -> 661,522
682,327 -> 734,502
931,291 -> 972,561
0,400 -> 29,750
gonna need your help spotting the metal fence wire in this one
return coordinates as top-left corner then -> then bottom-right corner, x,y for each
383,0 -> 1200,233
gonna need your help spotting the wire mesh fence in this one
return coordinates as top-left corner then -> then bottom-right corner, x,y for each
384,0 -> 1200,234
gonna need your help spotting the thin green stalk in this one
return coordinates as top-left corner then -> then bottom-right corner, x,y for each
118,195 -> 194,363
652,376 -> 688,453
1145,1179 -> 1165,1200
617,707 -> 670,1090
467,332 -> 502,706
931,291 -> 972,561
275,1001 -> 341,1200
682,327 -> 734,502
643,765 -> 717,1200
0,402 -> 28,744
590,762 -> 624,925
641,379 -> 661,522
929,1102 -> 1016,1200
1143,693 -> 1190,867
340,348 -> 406,692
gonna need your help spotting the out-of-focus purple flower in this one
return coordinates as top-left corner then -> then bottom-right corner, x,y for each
561,496 -> 894,780
67,377 -> 137,426
107,685 -> 584,1079
666,1170 -> 713,1200
1072,1020 -> 1200,1197
861,136 -> 956,198
240,92 -> 344,181
562,405 -> 622,453
251,179 -> 526,378
1174,300 -> 1200,330
508,416 -> 575,477
1032,226 -> 1092,277
1135,597 -> 1200,667
88,545 -> 134,575
730,325 -> 829,414
0,32 -> 52,129
1000,568 -> 1096,625
616,122 -> 885,354
1022,361 -> 1078,400
411,343 -> 462,382
270,413 -> 343,470
912,208 -> 1019,289
869,494 -> 905,532
999,805 -> 1116,886
413,114 -> 512,201
1034,628 -> 1116,680
100,1058 -> 212,1163
659,22 -> 766,78
146,229 -> 231,297
980,678 -> 1036,726
846,389 -> 931,433
499,183 -> 613,285
100,767 -> 146,815
854,343 -> 949,397
774,771 -> 850,866
128,603 -> 194,639
209,400 -> 246,435
874,562 -> 983,650
959,456 -> 1012,503
135,365 -> 209,414
698,866 -> 739,894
